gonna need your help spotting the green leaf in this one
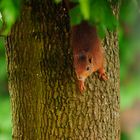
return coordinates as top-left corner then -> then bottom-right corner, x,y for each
63,0 -> 117,34
0,18 -> 3,29
90,0 -> 117,30
54,0 -> 62,4
120,0 -> 138,24
79,0 -> 90,20
69,5 -> 83,26
96,23 -> 106,38
0,0 -> 21,35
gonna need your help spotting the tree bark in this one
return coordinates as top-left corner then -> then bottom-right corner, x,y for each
6,0 -> 120,140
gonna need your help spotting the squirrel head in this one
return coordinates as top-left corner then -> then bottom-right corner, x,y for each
74,51 -> 94,82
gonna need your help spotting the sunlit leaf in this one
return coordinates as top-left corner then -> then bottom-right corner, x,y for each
96,23 -> 106,38
0,0 -> 21,35
90,0 -> 117,30
69,5 -> 83,25
54,0 -> 62,4
79,0 -> 90,20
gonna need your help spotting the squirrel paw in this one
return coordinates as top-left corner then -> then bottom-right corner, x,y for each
98,68 -> 108,81
78,80 -> 86,92
99,72 -> 108,81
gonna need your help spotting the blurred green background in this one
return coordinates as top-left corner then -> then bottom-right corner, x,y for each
119,0 -> 140,139
0,37 -> 12,140
0,0 -> 140,139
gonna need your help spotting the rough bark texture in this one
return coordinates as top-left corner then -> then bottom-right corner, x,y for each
6,0 -> 120,140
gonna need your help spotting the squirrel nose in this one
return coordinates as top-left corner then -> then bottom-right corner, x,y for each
78,76 -> 85,81
78,76 -> 82,80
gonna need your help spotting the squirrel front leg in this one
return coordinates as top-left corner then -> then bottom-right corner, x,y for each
98,67 -> 108,81
78,80 -> 86,93
98,50 -> 108,81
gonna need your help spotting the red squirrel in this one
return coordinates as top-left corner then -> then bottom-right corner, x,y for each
64,0 -> 108,92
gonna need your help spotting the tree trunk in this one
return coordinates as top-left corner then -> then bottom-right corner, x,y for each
6,0 -> 120,140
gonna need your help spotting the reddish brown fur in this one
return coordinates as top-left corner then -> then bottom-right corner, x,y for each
71,21 -> 103,73
64,0 -> 108,92
71,21 -> 108,92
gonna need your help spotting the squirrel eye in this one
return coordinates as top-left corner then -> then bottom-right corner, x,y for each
86,66 -> 90,71
79,54 -> 86,61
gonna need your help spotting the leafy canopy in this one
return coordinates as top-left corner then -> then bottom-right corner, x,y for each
69,0 -> 118,37
0,0 -> 21,35
0,0 -> 118,37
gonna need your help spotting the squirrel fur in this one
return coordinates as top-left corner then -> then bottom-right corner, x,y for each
64,0 -> 108,92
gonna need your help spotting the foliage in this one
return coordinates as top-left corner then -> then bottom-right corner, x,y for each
0,37 -> 6,79
0,37 -> 8,95
119,0 -> 140,110
0,36 -> 11,140
119,1 -> 140,139
78,0 -> 116,36
0,97 -> 11,140
66,0 -> 118,38
0,0 -> 21,35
